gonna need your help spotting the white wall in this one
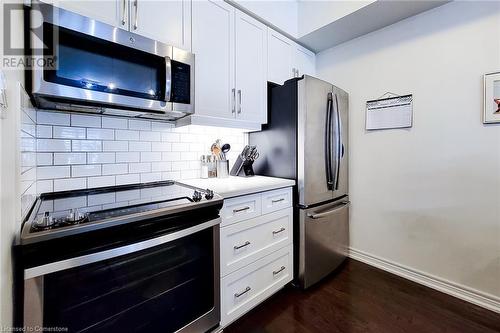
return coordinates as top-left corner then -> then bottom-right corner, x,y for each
234,0 -> 298,37
0,0 -> 24,326
234,0 -> 375,39
297,0 -> 374,37
317,1 -> 500,300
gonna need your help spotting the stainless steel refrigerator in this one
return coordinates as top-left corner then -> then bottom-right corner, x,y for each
249,75 -> 349,289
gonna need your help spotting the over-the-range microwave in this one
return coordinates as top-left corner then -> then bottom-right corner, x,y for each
26,3 -> 194,121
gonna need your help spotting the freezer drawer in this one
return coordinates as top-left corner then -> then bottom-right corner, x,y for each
298,198 -> 349,289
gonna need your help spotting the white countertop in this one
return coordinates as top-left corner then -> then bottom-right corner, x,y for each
179,176 -> 295,198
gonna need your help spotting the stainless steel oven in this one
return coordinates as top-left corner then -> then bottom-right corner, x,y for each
17,182 -> 221,332
27,3 -> 194,120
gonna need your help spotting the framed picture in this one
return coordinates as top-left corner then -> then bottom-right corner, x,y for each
483,72 -> 500,124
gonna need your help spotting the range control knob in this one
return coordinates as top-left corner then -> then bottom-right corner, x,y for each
35,211 -> 55,229
192,190 -> 202,202
205,189 -> 214,200
67,208 -> 85,223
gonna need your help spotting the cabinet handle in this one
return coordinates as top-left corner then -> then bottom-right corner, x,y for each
231,88 -> 236,114
273,266 -> 286,275
133,0 -> 138,30
271,198 -> 285,204
237,89 -> 242,114
233,206 -> 250,213
272,227 -> 286,235
234,241 -> 251,250
121,0 -> 126,26
234,286 -> 251,298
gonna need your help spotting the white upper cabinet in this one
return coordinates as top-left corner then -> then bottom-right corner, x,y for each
235,11 -> 267,123
130,0 -> 191,50
192,0 -> 235,119
267,28 -> 316,84
294,44 -> 316,77
267,28 -> 294,85
43,0 -> 191,51
188,1 -> 267,127
42,0 -> 127,29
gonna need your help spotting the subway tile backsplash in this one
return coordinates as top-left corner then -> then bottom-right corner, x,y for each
20,90 -> 37,218
32,110 -> 248,193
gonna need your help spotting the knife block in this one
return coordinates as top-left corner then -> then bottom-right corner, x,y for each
230,156 -> 255,177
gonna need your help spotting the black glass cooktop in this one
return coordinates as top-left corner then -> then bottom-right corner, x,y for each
23,181 -> 218,239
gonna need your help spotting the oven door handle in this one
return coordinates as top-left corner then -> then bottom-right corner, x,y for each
24,218 -> 221,280
164,56 -> 172,102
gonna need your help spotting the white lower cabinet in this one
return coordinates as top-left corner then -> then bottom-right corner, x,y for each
219,187 -> 293,328
221,244 -> 293,327
220,193 -> 262,227
221,207 -> 292,276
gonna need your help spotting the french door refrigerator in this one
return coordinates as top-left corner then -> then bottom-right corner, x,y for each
249,75 -> 349,289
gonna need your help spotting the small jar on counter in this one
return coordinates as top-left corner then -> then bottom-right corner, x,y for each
207,155 -> 217,178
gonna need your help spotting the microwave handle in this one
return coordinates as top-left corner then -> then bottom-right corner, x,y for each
165,56 -> 172,102
133,0 -> 139,30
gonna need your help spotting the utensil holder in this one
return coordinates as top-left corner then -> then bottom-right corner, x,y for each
217,160 -> 229,178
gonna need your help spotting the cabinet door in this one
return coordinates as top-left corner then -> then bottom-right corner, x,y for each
267,28 -> 293,85
45,0 -> 126,29
294,45 -> 316,77
131,0 -> 191,50
192,0 -> 235,119
235,10 -> 267,123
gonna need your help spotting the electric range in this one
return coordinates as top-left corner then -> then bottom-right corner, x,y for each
17,181 -> 223,332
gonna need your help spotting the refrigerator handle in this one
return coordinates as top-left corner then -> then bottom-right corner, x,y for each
307,201 -> 350,219
334,94 -> 342,190
325,93 -> 334,190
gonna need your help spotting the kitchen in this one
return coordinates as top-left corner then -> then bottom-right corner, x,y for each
1,0 -> 499,332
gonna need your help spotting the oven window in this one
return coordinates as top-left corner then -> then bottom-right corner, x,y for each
43,23 -> 166,101
43,228 -> 215,332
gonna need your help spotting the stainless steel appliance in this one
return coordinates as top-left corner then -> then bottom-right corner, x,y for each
27,3 -> 194,120
17,181 -> 221,332
249,75 -> 349,289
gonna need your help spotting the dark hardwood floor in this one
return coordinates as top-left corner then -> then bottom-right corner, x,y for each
225,259 -> 500,333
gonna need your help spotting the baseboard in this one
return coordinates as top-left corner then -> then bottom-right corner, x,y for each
348,247 -> 500,314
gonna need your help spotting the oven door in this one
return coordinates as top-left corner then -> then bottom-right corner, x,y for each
30,3 -> 194,115
23,220 -> 220,333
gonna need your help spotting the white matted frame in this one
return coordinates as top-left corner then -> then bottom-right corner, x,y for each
483,72 -> 500,124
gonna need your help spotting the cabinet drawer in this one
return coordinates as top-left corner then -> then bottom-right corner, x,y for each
221,193 -> 262,227
221,208 -> 292,276
261,187 -> 292,215
221,245 -> 293,327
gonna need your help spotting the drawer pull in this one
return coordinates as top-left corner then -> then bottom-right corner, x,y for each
271,198 -> 285,203
234,241 -> 251,250
273,266 -> 286,275
272,227 -> 286,235
234,286 -> 251,298
233,206 -> 250,213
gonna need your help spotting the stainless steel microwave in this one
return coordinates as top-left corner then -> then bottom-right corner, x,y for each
27,3 -> 194,120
